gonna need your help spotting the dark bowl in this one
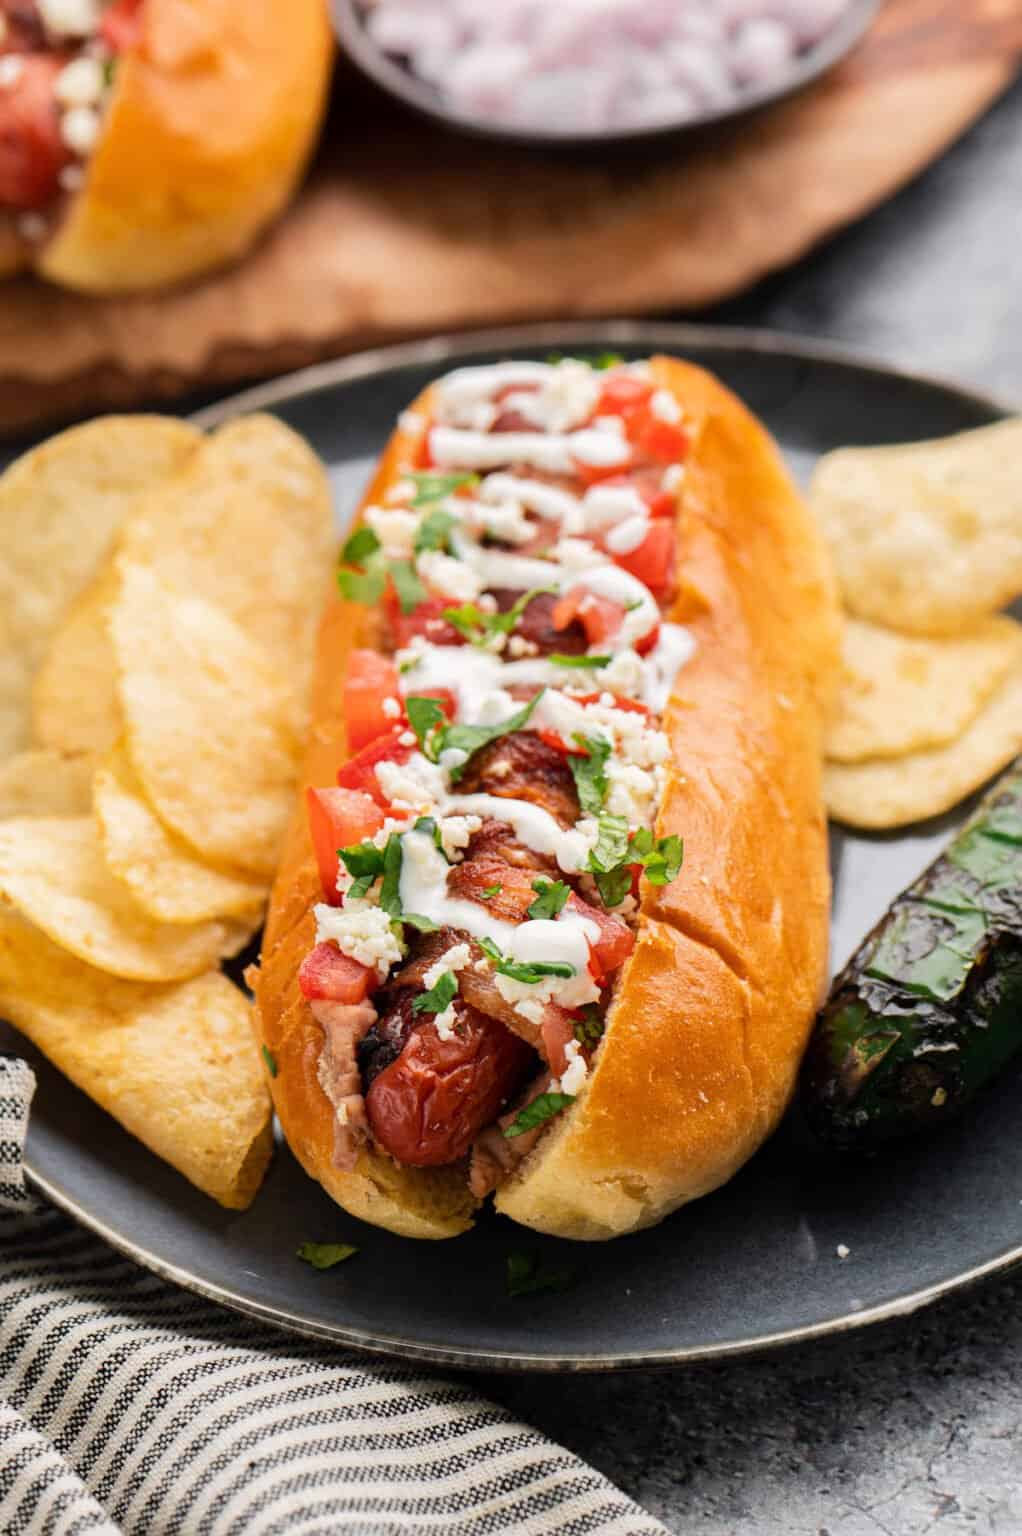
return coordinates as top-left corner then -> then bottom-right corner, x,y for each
329,0 -> 882,152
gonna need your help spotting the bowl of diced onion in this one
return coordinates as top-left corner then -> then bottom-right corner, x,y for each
331,0 -> 882,147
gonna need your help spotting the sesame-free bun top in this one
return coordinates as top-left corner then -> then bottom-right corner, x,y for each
38,0 -> 333,294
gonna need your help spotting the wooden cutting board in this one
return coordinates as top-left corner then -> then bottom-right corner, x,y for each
0,0 -> 1018,437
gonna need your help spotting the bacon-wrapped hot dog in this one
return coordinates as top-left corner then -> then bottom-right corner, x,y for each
252,355 -> 842,1240
0,0 -> 330,292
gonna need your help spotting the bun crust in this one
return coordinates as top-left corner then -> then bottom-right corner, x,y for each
253,360 -> 841,1241
38,0 -> 332,294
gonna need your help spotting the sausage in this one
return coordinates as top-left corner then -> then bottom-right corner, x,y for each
455,729 -> 581,826
0,54 -> 70,210
364,998 -> 534,1167
489,588 -> 589,656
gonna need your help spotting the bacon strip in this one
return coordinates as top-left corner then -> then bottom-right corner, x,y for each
311,998 -> 377,1171
456,731 -> 580,826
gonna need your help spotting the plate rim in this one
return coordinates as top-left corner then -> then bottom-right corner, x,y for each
24,319 -> 1022,1373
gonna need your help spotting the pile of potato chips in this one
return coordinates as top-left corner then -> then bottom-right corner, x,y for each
0,413 -> 335,1207
812,419 -> 1022,829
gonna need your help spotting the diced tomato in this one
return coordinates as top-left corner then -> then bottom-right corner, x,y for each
635,623 -> 660,657
344,649 -> 402,752
610,520 -> 677,602
540,1006 -> 577,1078
552,588 -> 625,647
571,691 -> 652,718
100,0 -> 145,51
384,588 -> 463,648
299,942 -> 376,1005
306,787 -> 384,902
628,408 -> 690,465
574,456 -> 633,489
0,56 -> 70,211
596,468 -> 677,519
536,728 -> 585,758
568,892 -> 635,978
414,429 -> 434,468
594,374 -> 653,421
336,727 -> 414,809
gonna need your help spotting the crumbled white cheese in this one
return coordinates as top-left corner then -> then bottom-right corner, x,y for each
60,104 -> 100,156
470,496 -> 533,546
601,648 -> 645,697
375,752 -> 445,813
398,730 -> 417,747
314,904 -> 403,974
661,463 -> 685,493
366,504 -> 420,559
416,550 -> 481,603
553,537 -> 604,572
38,0 -> 100,36
438,746 -> 469,773
836,1244 -> 851,1260
556,1038 -> 589,1097
399,410 -> 425,434
54,55 -> 104,107
650,388 -> 682,424
433,1004 -> 459,1041
507,635 -> 539,658
423,942 -> 473,988
474,688 -> 516,725
0,56 -> 24,89
605,762 -> 658,827
385,478 -> 416,506
381,695 -> 402,719
582,483 -> 647,530
437,815 -> 482,860
58,163 -> 85,192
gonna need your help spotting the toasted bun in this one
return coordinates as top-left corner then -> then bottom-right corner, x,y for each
253,359 -> 842,1240
37,0 -> 332,294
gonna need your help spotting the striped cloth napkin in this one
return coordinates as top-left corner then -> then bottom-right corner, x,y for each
0,1057 -> 666,1536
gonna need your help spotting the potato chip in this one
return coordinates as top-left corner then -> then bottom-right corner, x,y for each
825,665 -> 1022,828
110,561 -> 300,880
118,414 -> 335,726
811,419 -> 1022,636
94,745 -> 266,926
31,565 -> 120,757
0,816 -> 253,981
0,909 -> 271,1208
0,750 -> 93,818
826,615 -> 1022,764
0,417 -> 199,755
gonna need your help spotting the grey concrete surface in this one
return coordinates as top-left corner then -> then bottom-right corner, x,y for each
483,71 -> 1022,1536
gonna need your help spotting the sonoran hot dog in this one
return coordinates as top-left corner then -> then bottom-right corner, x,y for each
0,0 -> 330,292
253,355 -> 842,1241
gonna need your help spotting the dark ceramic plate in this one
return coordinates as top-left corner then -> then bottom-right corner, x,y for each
329,0 -> 881,150
6,323 -> 1021,1373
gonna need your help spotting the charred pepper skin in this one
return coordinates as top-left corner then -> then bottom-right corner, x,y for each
802,759 -> 1022,1152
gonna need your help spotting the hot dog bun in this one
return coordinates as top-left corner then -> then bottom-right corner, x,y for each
35,0 -> 332,294
252,357 -> 841,1241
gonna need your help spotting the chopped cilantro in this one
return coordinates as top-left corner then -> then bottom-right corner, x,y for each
378,833 -> 404,918
337,563 -> 387,606
405,695 -> 447,757
506,1251 -> 575,1298
443,586 -> 555,647
481,884 -> 502,900
574,1004 -> 604,1049
297,1241 -> 358,1270
631,828 -> 684,886
412,969 -> 458,1016
261,1044 -> 278,1078
592,865 -> 632,908
389,558 -> 427,615
588,812 -> 630,874
503,1092 -> 576,1139
544,351 -> 623,371
413,507 -> 456,555
410,470 -> 478,507
339,838 -> 385,899
341,527 -> 381,565
440,691 -> 545,783
548,653 -> 611,669
478,935 -> 574,985
401,912 -> 440,933
568,734 -> 611,816
527,879 -> 571,921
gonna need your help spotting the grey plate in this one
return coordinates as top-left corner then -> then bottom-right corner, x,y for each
6,322 -> 1021,1374
330,0 -> 880,150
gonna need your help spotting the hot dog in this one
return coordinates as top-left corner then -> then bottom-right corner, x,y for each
0,0 -> 331,292
252,354 -> 842,1241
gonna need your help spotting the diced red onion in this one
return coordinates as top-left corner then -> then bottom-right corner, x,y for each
357,0 -> 859,134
